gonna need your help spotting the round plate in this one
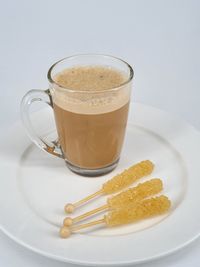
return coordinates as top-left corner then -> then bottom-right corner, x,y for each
0,103 -> 200,266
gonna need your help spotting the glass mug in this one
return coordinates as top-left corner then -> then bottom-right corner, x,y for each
21,54 -> 134,176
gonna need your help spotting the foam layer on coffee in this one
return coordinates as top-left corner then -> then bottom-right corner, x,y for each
52,66 -> 131,115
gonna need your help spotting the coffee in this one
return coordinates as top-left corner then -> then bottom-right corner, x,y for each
21,54 -> 133,176
52,66 -> 130,169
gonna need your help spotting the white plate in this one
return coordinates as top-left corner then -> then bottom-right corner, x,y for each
0,103 -> 200,266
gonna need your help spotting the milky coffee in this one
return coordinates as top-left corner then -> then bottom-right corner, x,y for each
52,66 -> 130,169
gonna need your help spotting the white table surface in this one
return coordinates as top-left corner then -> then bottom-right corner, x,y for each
0,0 -> 199,266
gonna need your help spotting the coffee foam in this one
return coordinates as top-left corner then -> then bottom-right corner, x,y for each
51,84 -> 130,115
51,66 -> 131,114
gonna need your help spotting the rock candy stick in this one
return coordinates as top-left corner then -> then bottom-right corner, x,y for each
60,195 -> 171,238
63,178 -> 162,226
105,195 -> 171,226
108,178 -> 162,208
65,160 -> 154,214
103,160 -> 154,194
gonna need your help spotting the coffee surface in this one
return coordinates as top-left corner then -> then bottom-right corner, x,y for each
54,66 -> 126,91
52,66 -> 130,115
52,66 -> 130,169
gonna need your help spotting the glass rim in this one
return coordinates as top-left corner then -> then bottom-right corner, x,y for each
47,54 -> 134,93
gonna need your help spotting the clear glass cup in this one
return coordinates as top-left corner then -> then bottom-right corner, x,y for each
21,54 -> 134,176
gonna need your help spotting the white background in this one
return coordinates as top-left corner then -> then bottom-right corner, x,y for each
0,0 -> 200,266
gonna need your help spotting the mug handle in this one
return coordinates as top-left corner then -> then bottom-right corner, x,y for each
20,89 -> 63,158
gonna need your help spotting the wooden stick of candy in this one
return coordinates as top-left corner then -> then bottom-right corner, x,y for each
63,178 -> 163,226
60,195 -> 171,238
64,160 -> 154,213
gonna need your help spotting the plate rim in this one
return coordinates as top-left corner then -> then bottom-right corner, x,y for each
1,224 -> 200,267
